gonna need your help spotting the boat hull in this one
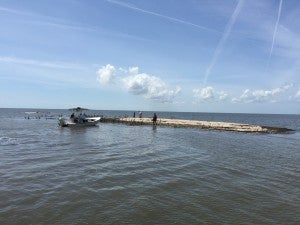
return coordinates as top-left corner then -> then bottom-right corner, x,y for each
59,117 -> 101,127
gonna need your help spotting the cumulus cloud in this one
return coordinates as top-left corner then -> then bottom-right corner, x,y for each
232,84 -> 293,103
193,86 -> 228,102
96,64 -> 116,85
96,65 -> 180,102
128,66 -> 139,75
122,73 -> 181,102
295,89 -> 300,101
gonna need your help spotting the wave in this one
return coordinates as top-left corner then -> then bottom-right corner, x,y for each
0,136 -> 35,146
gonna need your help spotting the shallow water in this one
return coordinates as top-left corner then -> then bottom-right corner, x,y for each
0,109 -> 299,225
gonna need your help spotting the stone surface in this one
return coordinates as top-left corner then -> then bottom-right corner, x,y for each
100,117 -> 293,134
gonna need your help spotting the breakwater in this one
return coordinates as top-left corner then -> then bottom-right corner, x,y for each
100,117 -> 293,133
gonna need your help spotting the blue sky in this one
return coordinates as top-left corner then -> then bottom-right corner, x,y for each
0,0 -> 300,114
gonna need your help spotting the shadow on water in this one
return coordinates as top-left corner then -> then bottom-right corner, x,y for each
152,125 -> 157,132
58,125 -> 99,134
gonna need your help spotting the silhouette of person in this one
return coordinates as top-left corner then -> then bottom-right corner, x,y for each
152,113 -> 157,125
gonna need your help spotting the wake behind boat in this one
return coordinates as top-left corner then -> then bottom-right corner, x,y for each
58,107 -> 101,127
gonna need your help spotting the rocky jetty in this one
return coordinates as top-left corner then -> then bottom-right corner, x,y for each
100,117 -> 293,134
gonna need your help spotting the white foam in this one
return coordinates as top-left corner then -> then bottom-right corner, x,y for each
0,136 -> 34,146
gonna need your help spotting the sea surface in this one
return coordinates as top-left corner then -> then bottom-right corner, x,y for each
0,108 -> 299,225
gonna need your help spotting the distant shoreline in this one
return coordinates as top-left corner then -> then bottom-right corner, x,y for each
0,108 -> 299,116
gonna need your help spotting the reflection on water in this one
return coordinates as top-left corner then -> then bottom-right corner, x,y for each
0,109 -> 299,225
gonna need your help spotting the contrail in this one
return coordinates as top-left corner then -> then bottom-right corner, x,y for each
203,0 -> 244,86
0,56 -> 84,69
106,0 -> 220,34
267,0 -> 283,68
0,6 -> 34,16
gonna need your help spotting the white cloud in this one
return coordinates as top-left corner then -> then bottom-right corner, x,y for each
96,64 -> 116,85
128,66 -> 139,75
232,84 -> 293,103
193,86 -> 228,102
295,89 -> 300,101
122,73 -> 181,102
96,65 -> 180,102
118,67 -> 128,73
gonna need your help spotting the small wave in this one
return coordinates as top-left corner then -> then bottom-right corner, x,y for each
0,136 -> 35,146
0,136 -> 20,146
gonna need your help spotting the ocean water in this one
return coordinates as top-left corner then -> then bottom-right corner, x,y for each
0,108 -> 299,225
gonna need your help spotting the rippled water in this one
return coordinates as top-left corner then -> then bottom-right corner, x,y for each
1,109 -> 299,225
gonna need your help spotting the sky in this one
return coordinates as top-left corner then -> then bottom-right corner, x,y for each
0,0 -> 300,114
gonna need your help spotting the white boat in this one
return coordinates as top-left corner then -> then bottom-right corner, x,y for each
58,107 -> 101,127
58,116 -> 101,127
25,111 -> 44,119
25,111 -> 57,120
